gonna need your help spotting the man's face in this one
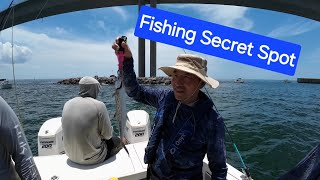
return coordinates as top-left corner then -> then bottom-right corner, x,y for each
171,69 -> 202,103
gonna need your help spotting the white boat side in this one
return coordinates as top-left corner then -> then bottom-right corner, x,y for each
34,113 -> 246,180
34,141 -> 246,180
234,78 -> 245,83
0,80 -> 13,89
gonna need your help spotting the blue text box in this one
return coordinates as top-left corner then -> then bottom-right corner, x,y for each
134,6 -> 301,76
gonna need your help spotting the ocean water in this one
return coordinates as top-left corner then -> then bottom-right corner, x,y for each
1,79 -> 319,180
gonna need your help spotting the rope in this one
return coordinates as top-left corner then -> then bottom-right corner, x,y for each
10,6 -> 23,122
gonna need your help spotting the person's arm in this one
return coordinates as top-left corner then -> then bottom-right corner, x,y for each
123,57 -> 168,108
113,38 -> 167,108
207,113 -> 228,180
98,102 -> 113,140
0,97 -> 41,180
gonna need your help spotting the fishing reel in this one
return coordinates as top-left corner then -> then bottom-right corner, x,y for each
116,36 -> 127,70
117,36 -> 127,52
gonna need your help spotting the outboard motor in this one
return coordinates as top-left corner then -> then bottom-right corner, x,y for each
125,110 -> 151,144
38,117 -> 64,156
37,110 -> 150,156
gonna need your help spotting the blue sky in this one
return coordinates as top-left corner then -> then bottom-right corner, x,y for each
0,0 -> 319,80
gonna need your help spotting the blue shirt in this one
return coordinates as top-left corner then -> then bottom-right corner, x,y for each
123,58 -> 227,180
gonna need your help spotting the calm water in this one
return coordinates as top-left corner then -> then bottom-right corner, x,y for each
1,79 -> 319,180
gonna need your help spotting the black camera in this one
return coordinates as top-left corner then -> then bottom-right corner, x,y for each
118,36 -> 127,52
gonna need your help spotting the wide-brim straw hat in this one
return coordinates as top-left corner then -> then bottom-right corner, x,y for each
159,54 -> 219,88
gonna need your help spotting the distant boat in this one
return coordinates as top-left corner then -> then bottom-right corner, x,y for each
283,79 -> 291,83
0,79 -> 13,89
234,78 -> 245,83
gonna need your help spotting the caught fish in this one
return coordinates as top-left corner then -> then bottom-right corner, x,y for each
114,70 -> 128,146
114,36 -> 129,155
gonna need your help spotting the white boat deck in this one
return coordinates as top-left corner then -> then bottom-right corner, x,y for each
34,141 -> 246,180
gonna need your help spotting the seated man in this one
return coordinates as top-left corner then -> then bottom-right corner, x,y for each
0,96 -> 41,180
61,76 -> 121,165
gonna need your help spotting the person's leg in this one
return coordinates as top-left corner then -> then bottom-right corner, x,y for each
109,136 -> 122,157
104,136 -> 123,161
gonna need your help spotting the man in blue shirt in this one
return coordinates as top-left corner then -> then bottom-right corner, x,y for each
112,38 -> 227,180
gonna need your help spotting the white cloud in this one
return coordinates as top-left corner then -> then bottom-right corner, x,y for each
0,5 -> 318,80
0,26 -> 221,79
0,27 -> 118,79
55,27 -> 68,35
97,20 -> 107,32
0,26 -> 309,80
0,42 -> 32,64
195,5 -> 252,30
267,21 -> 320,38
166,4 -> 253,31
111,7 -> 128,21
307,48 -> 320,62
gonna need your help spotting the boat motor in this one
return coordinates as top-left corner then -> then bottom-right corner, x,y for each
38,117 -> 64,156
37,110 -> 150,156
124,110 -> 151,144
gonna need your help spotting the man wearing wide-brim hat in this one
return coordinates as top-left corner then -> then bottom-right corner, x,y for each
112,38 -> 227,180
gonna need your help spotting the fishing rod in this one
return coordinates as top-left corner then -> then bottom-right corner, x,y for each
203,80 -> 253,180
223,121 -> 253,180
182,48 -> 253,179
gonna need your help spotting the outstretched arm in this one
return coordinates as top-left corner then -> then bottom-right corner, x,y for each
112,38 -> 168,108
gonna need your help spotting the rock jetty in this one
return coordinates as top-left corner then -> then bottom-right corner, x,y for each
57,75 -> 172,85
297,78 -> 320,84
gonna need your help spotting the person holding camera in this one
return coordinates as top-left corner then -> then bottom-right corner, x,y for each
0,96 -> 41,180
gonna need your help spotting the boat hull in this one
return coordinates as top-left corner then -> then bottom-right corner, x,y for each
33,141 -> 245,180
1,83 -> 12,89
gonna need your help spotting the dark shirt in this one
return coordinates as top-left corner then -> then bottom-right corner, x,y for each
123,58 -> 227,179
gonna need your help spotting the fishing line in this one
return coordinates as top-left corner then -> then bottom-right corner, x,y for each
182,48 -> 253,179
203,66 -> 253,180
35,0 -> 49,21
5,0 -> 52,124
9,5 -> 24,124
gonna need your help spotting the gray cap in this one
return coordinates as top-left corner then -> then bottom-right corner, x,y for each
78,76 -> 101,99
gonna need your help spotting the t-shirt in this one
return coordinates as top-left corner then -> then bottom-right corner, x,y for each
61,97 -> 113,165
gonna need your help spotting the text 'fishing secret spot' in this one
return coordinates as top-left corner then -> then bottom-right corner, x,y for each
134,6 -> 301,76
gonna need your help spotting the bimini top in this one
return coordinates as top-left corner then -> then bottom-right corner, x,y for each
0,0 -> 319,31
